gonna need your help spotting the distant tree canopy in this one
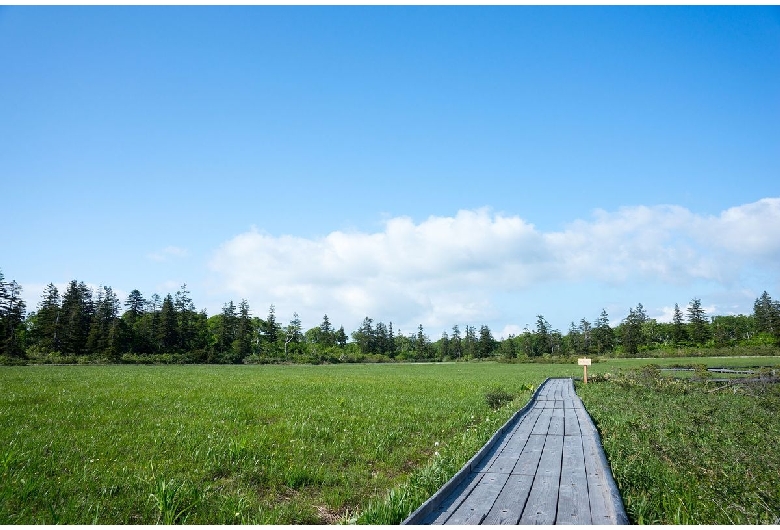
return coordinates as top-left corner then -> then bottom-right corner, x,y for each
2,267 -> 779,364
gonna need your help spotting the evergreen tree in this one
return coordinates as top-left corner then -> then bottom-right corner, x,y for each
260,305 -> 280,354
352,317 -> 375,355
124,290 -> 146,322
753,291 -> 777,335
59,280 -> 93,356
672,303 -> 687,346
387,321 -> 396,358
87,286 -> 120,356
567,321 -> 582,356
439,331 -> 450,359
0,272 -> 27,358
620,306 -> 646,355
533,315 -> 551,356
375,321 -> 390,356
33,283 -> 61,353
234,299 -> 253,361
318,314 -> 336,347
686,298 -> 709,345
477,324 -> 496,358
463,325 -> 477,358
335,326 -> 348,348
157,294 -> 178,353
415,324 -> 431,358
450,324 -> 462,359
592,309 -> 614,354
217,301 -> 238,357
284,312 -> 302,357
175,284 -> 196,352
122,289 -> 146,354
579,318 -> 592,354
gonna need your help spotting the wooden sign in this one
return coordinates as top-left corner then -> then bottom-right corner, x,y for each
578,358 -> 591,384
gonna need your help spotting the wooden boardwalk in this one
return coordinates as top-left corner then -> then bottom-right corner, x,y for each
403,378 -> 628,525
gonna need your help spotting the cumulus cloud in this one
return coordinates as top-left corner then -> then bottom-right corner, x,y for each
147,246 -> 189,262
208,198 -> 780,332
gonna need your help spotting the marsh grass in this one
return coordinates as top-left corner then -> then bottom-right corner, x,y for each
577,365 -> 780,524
0,363 -> 572,524
3,358 -> 778,524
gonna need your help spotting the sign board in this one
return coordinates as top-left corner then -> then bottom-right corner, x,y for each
578,358 -> 591,366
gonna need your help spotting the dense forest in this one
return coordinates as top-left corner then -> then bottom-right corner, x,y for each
1,268 -> 779,365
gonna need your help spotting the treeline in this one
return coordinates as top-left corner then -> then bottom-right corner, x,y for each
1,268 -> 779,365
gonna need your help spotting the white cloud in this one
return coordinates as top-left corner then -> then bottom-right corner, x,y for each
208,198 -> 780,333
147,246 -> 189,263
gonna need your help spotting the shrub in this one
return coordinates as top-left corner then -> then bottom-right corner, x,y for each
484,386 -> 514,409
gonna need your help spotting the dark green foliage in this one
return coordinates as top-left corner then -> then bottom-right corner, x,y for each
484,386 -> 514,409
672,303 -> 686,346
0,271 -> 26,358
686,298 -> 709,346
59,280 -> 93,356
7,265 -> 780,364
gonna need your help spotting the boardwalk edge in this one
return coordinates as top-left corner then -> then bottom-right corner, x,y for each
401,377 -> 553,525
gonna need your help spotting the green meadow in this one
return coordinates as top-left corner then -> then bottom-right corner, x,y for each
1,359 -> 778,524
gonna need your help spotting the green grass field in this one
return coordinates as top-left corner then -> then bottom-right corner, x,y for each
578,364 -> 780,524
0,363 -> 573,524
1,359 -> 778,524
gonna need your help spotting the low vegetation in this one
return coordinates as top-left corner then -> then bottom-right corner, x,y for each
578,364 -> 780,524
2,358 -> 779,524
0,363 -> 570,524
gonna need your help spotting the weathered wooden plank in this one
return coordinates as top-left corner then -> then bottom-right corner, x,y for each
564,404 -> 582,437
512,434 -> 546,476
444,472 -> 510,525
422,472 -> 484,524
482,473 -> 535,524
581,435 -> 617,524
535,432 -> 564,478
518,475 -> 559,524
472,440 -> 507,473
556,435 -> 591,524
548,408 -> 565,437
531,408 -> 553,435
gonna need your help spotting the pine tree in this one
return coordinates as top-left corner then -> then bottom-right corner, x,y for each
753,291 -> 775,334
260,305 -> 280,352
0,271 -> 26,358
318,314 -> 335,347
477,324 -> 496,358
620,307 -> 645,356
157,294 -> 178,353
415,324 -> 431,358
175,284 -> 196,352
59,280 -> 93,356
463,325 -> 477,358
672,303 -> 686,346
450,324 -> 462,359
284,312 -> 302,357
533,315 -> 551,356
335,326 -> 348,348
34,283 -> 61,353
686,298 -> 709,346
567,322 -> 582,356
87,286 -> 120,356
592,309 -> 614,354
234,299 -> 253,361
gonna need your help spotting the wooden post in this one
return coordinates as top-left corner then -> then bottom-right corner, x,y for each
578,358 -> 591,384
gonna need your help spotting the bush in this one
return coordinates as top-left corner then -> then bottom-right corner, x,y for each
484,386 -> 514,409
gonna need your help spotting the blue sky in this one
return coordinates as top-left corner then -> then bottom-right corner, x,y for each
2,6 -> 779,338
